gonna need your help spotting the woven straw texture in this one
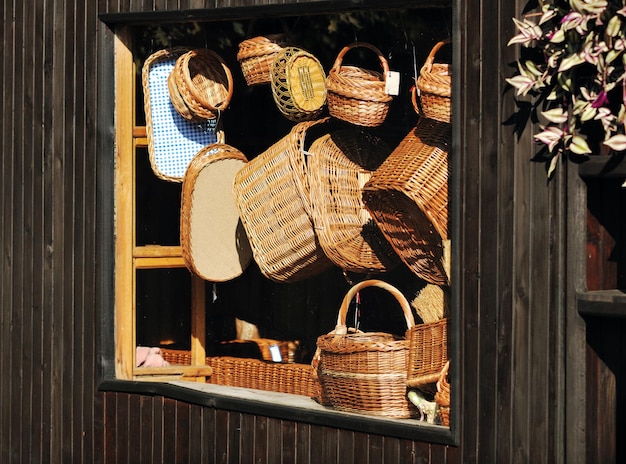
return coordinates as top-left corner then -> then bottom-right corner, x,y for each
406,318 -> 448,394
238,33 -> 294,86
308,129 -> 399,273
326,42 -> 392,127
316,280 -> 418,419
362,117 -> 450,285
161,349 -> 318,398
415,39 -> 451,123
270,47 -> 327,122
180,143 -> 253,282
172,48 -> 233,120
232,118 -> 333,282
435,360 -> 450,426
142,48 -> 223,182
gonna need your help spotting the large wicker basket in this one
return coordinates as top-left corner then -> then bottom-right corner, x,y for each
308,129 -> 399,273
362,117 -> 451,285
325,42 -> 393,127
180,143 -> 253,282
415,39 -> 451,123
232,118 -> 334,282
270,47 -> 327,122
315,279 -> 418,419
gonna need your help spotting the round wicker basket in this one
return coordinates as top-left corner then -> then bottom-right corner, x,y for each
270,47 -> 327,122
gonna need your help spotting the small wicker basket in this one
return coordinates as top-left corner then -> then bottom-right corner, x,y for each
362,117 -> 450,285
315,279 -> 418,419
180,143 -> 253,282
270,47 -> 327,122
406,318 -> 448,394
171,48 -> 234,120
308,129 -> 399,273
325,42 -> 393,127
238,33 -> 294,86
415,39 -> 451,123
232,118 -> 334,282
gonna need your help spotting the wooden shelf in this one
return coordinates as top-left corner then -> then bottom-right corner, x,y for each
578,154 -> 626,178
577,290 -> 626,318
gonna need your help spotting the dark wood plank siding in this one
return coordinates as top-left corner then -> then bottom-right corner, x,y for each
0,0 -> 586,463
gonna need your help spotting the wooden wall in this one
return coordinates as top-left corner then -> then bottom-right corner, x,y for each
0,0 -> 588,463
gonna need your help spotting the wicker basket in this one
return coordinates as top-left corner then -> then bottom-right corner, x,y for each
232,118 -> 334,282
171,48 -> 234,120
161,349 -> 318,397
270,47 -> 327,122
415,39 -> 451,123
362,117 -> 450,285
316,280 -> 418,418
434,360 -> 450,426
308,129 -> 399,273
142,48 -> 224,182
180,143 -> 253,282
325,42 -> 393,127
238,33 -> 294,86
406,318 -> 448,394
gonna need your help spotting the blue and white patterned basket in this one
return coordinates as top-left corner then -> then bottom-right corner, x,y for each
142,48 -> 224,182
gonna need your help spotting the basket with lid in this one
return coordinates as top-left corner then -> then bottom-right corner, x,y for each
270,47 -> 327,122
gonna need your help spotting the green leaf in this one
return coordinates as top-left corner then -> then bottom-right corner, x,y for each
547,154 -> 559,178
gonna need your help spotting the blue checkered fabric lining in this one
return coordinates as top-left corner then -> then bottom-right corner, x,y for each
147,58 -> 219,181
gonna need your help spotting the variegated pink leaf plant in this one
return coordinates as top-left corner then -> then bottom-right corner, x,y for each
507,0 -> 626,180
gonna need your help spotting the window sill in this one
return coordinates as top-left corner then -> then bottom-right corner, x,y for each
577,290 -> 626,318
99,378 -> 457,444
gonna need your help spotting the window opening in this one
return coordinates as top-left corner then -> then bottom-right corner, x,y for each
113,5 -> 453,426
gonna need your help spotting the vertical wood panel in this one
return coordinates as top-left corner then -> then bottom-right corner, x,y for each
0,1 -> 580,463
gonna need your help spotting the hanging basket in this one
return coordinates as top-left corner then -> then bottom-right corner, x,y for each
308,129 -> 399,273
232,118 -> 334,282
415,39 -> 451,123
180,143 -> 253,282
362,117 -> 450,285
237,31 -> 294,86
270,47 -> 327,122
315,279 -> 418,419
406,318 -> 448,394
142,48 -> 224,182
171,48 -> 234,120
325,42 -> 393,127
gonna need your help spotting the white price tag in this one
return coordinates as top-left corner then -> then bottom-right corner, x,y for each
385,71 -> 401,96
269,344 -> 282,362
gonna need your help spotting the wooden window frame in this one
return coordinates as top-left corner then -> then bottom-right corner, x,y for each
98,1 -> 459,445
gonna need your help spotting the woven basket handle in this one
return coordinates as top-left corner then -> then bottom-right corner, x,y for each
331,42 -> 390,77
334,280 -> 415,335
422,39 -> 451,73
